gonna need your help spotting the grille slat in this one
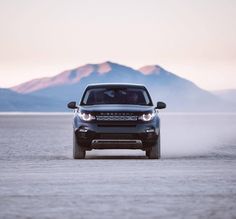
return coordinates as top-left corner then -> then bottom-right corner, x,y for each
96,115 -> 137,121
96,112 -> 138,121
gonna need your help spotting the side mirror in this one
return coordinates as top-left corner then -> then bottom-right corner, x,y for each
156,101 -> 166,109
67,101 -> 78,109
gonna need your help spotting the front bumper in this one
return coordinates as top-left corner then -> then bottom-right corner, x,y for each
74,120 -> 159,150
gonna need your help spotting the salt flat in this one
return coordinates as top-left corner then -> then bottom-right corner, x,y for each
0,114 -> 236,219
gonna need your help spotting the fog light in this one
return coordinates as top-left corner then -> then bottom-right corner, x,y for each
146,128 -> 155,133
78,127 -> 89,133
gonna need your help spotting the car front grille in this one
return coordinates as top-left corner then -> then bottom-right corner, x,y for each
96,112 -> 138,121
96,115 -> 137,121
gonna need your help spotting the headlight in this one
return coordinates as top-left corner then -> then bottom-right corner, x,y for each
139,112 -> 155,121
78,111 -> 95,121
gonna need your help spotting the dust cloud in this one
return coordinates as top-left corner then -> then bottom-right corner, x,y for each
160,113 -> 236,157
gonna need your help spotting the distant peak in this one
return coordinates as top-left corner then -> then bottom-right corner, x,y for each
102,61 -> 135,67
85,61 -> 134,74
102,60 -> 120,65
139,65 -> 164,75
102,60 -> 113,65
86,61 -> 115,66
97,62 -> 112,74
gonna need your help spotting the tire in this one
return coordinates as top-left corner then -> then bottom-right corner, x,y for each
148,134 -> 161,159
73,132 -> 86,159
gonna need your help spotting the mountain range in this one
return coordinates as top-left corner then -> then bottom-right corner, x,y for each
1,61 -> 235,112
0,88 -> 64,112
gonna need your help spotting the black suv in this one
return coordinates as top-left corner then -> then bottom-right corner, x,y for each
67,83 -> 166,159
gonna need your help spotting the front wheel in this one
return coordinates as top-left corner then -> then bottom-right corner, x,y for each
73,132 -> 86,159
147,134 -> 161,159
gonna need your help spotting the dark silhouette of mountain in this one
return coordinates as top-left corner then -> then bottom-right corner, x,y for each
7,61 -> 236,112
0,88 -> 64,112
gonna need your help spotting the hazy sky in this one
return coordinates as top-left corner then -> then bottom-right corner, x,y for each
0,0 -> 235,90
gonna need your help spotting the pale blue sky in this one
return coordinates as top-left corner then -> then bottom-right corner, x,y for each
0,0 -> 235,90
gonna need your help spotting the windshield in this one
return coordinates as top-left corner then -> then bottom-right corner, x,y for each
81,87 -> 152,105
